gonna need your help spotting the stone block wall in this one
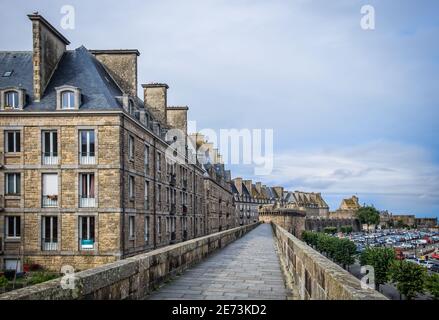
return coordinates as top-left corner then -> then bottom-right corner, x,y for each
272,223 -> 387,300
0,223 -> 259,300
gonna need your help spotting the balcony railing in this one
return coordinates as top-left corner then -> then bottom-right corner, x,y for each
79,152 -> 96,165
42,240 -> 58,251
170,204 -> 176,215
42,195 -> 58,207
42,152 -> 58,165
79,239 -> 95,250
80,197 -> 96,208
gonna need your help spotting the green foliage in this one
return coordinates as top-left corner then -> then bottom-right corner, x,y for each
356,206 -> 380,229
389,260 -> 426,300
425,273 -> 439,300
340,226 -> 353,234
27,272 -> 59,286
323,227 -> 338,234
0,276 -> 8,288
302,231 -> 356,268
360,247 -> 396,290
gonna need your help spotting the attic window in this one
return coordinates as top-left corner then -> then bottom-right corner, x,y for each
55,85 -> 81,110
61,91 -> 75,109
3,71 -> 13,77
5,91 -> 19,109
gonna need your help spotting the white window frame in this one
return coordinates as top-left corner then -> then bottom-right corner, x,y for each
42,130 -> 58,165
41,216 -> 58,251
5,90 -> 19,109
42,173 -> 58,208
5,216 -> 21,239
79,216 -> 95,250
144,216 -> 149,243
128,135 -> 134,160
5,173 -> 20,195
79,173 -> 96,207
79,130 -> 96,164
61,90 -> 75,110
5,130 -> 20,153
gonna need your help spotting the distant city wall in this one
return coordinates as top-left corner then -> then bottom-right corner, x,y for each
272,223 -> 387,300
0,223 -> 260,300
305,217 -> 361,233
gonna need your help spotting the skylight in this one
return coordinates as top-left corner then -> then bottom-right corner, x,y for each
2,70 -> 13,77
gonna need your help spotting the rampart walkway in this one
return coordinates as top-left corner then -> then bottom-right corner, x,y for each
147,224 -> 288,300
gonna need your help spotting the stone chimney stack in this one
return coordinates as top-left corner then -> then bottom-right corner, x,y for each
255,182 -> 262,193
243,180 -> 253,194
142,83 -> 169,125
233,178 -> 243,195
90,49 -> 140,96
28,13 -> 70,101
167,106 -> 188,145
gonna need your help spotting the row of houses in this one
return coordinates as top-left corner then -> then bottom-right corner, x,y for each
0,13 -> 240,272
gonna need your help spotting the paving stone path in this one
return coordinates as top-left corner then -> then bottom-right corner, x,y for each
147,224 -> 288,300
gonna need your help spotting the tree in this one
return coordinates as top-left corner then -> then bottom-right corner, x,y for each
334,238 -> 357,269
356,206 -> 380,232
425,273 -> 439,300
389,260 -> 426,300
340,225 -> 353,234
323,226 -> 337,234
360,247 -> 396,291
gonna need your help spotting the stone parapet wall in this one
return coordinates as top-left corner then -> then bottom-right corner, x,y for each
272,223 -> 387,300
0,222 -> 259,300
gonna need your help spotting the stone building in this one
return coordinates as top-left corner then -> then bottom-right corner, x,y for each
415,217 -> 438,229
231,178 -> 269,226
283,191 -> 329,217
391,215 -> 416,228
0,14 -> 227,272
330,195 -> 361,219
259,204 -> 306,238
188,133 -> 234,234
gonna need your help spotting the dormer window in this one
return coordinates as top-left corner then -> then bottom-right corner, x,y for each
5,91 -> 19,109
55,85 -> 81,110
61,91 -> 75,109
0,88 -> 26,110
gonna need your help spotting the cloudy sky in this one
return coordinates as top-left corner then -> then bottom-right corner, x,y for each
1,0 -> 438,217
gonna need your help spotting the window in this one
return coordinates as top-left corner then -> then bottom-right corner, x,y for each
144,145 -> 149,172
5,130 -> 20,152
5,91 -> 19,109
79,130 -> 95,164
144,180 -> 149,209
5,173 -> 20,195
2,70 -> 13,77
61,91 -> 75,109
157,216 -> 161,238
157,152 -> 161,172
129,175 -> 135,199
5,216 -> 21,238
80,173 -> 95,207
128,135 -> 134,160
144,216 -> 149,243
42,173 -> 58,207
79,216 -> 95,250
129,216 -> 135,239
4,259 -> 21,272
128,100 -> 134,115
42,131 -> 58,165
157,184 -> 161,203
42,216 -> 58,251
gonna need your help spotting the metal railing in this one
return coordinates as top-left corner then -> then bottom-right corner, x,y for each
79,152 -> 96,165
42,195 -> 58,207
42,152 -> 59,165
80,197 -> 96,208
41,240 -> 58,251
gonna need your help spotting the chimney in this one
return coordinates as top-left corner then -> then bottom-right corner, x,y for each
90,49 -> 140,96
142,83 -> 168,126
233,178 -> 243,195
255,182 -> 262,194
166,106 -> 188,145
273,186 -> 284,199
243,180 -> 253,194
28,13 -> 70,101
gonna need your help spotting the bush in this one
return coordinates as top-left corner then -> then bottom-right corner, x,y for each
0,276 -> 8,288
27,272 -> 59,286
340,226 -> 353,234
323,227 -> 338,234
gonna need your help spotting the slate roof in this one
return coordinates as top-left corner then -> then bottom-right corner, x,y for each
0,46 -> 127,111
